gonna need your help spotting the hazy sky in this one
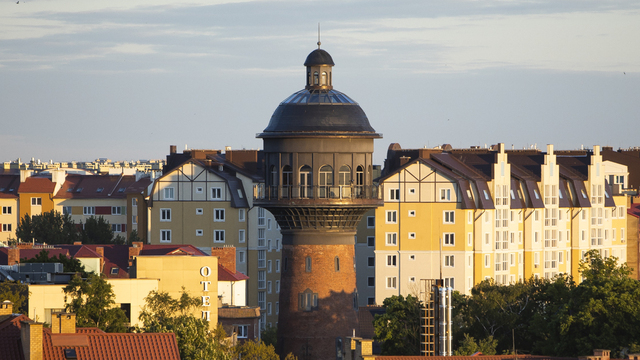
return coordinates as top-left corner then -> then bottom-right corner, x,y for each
1,0 -> 639,165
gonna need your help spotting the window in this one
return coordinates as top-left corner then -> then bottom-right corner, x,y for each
443,211 -> 455,224
534,252 -> 540,266
239,209 -> 245,222
132,198 -> 138,206
276,260 -> 280,272
386,210 -> 397,224
367,216 -> 375,228
237,325 -> 248,338
389,188 -> 400,200
196,208 -> 203,215
484,254 -> 490,268
258,208 -> 266,226
214,209 -> 225,222
267,281 -> 272,293
62,206 -> 72,215
83,206 -> 95,215
110,267 -> 119,275
111,206 -> 122,215
299,289 -> 318,311
335,256 -> 340,272
258,271 -> 266,289
276,281 -> 280,293
239,229 -> 245,243
484,233 -> 490,245
444,255 -> 454,267
468,233 -> 472,246
368,277 -> 375,287
2,206 -> 12,215
387,255 -> 397,266
214,230 -> 225,243
160,230 -> 171,243
510,253 -> 515,266
196,229 -> 203,236
368,297 -> 375,305
31,197 -> 42,206
468,211 -> 472,224
305,256 -> 312,272
132,215 -> 138,224
160,208 -> 171,221
111,224 -> 122,232
267,218 -> 272,230
268,260 -> 272,273
408,232 -> 416,239
276,239 -> 280,251
2,224 -> 12,232
367,236 -> 375,247
258,228 -> 265,247
367,257 -> 375,267
444,233 -> 455,246
440,188 -> 451,201
239,251 -> 245,263
408,210 -> 416,217
164,187 -> 174,200
211,187 -> 222,200
444,277 -> 454,288
258,291 -> 266,310
386,277 -> 397,289
386,233 -> 397,246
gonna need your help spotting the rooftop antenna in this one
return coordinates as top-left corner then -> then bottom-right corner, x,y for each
317,23 -> 321,49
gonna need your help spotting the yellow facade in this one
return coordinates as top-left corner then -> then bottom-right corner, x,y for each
0,198 -> 18,244
19,192 -> 54,219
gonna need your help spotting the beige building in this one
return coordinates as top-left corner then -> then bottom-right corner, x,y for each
148,148 -> 282,328
369,144 -> 628,303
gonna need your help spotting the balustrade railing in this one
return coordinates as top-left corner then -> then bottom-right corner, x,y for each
254,184 -> 380,201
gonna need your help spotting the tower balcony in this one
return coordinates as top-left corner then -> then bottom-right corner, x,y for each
254,184 -> 380,203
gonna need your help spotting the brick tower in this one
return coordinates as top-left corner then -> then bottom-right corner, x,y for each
256,44 -> 382,360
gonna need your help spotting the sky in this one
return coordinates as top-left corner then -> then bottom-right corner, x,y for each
1,0 -> 639,165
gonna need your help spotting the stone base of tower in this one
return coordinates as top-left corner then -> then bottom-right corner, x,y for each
277,238 -> 359,360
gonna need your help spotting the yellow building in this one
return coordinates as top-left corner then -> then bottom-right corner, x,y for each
370,143 -> 628,303
0,174 -> 20,245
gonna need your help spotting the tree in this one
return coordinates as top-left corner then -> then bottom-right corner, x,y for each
127,229 -> 142,245
63,273 -> 127,332
21,249 -> 88,276
80,216 -> 114,244
0,281 -> 29,314
233,339 -> 279,360
138,289 -> 233,360
16,210 -> 79,244
373,295 -> 421,355
261,325 -> 278,348
454,334 -> 497,355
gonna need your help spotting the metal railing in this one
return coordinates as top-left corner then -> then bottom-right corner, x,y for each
254,184 -> 380,201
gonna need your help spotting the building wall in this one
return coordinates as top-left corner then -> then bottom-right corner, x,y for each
19,192 -> 54,219
54,198 -> 129,238
0,198 -> 18,245
355,209 -> 375,306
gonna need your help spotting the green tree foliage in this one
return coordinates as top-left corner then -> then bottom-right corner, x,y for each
454,250 -> 640,357
21,249 -> 88,275
63,273 -> 128,332
80,216 -> 115,244
373,294 -> 421,355
454,334 -> 498,355
16,211 -> 79,244
0,281 -> 29,314
127,229 -> 141,245
261,325 -> 277,348
233,339 -> 279,360
138,289 -> 233,360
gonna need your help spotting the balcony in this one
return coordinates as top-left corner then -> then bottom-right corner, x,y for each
254,184 -> 380,202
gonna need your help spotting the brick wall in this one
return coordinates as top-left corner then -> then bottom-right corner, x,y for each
211,246 -> 236,273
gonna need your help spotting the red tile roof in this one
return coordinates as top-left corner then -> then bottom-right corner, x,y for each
54,175 -> 138,199
0,313 -> 181,360
124,177 -> 152,194
0,175 -> 19,199
218,264 -> 249,282
17,177 -> 55,194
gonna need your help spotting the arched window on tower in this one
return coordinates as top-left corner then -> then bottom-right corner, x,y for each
282,165 -> 292,198
319,165 -> 333,198
339,165 -> 351,199
321,71 -> 327,86
299,165 -> 312,198
356,165 -> 364,197
313,71 -> 319,85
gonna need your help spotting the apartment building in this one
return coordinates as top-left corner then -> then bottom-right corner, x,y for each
148,147 -> 282,328
371,144 -> 628,302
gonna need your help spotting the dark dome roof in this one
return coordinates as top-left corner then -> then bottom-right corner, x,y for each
304,49 -> 335,66
258,89 -> 380,137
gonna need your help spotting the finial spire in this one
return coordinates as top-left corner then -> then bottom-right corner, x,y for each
317,23 -> 321,49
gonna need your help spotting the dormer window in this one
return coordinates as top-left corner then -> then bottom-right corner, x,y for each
96,187 -> 104,193
76,188 -> 83,193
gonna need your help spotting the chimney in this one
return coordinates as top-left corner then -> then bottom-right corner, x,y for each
20,320 -> 43,360
96,247 -> 104,272
51,312 -> 76,334
399,156 -> 411,166
170,145 -> 177,154
8,248 -> 20,265
0,300 -> 14,315
211,246 -> 236,273
128,244 -> 142,267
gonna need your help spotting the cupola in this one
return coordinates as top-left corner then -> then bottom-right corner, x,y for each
304,41 -> 334,90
